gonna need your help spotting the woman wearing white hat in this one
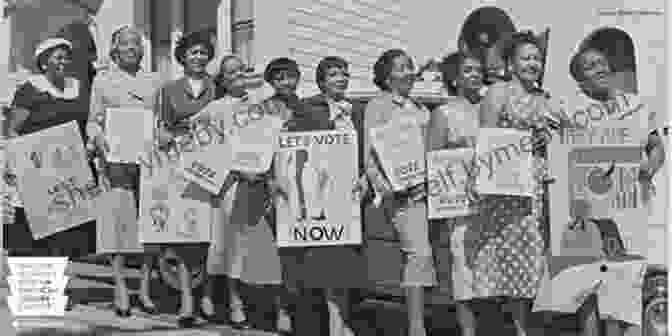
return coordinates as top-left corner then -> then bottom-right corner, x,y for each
5,37 -> 95,266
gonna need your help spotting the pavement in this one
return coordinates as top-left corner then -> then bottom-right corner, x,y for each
0,261 -> 643,336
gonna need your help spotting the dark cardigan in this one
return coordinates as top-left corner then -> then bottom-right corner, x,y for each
277,93 -> 368,290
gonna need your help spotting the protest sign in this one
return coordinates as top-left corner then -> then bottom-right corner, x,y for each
369,117 -> 426,191
275,130 -> 361,247
7,122 -> 96,239
228,115 -> 284,174
138,146 -> 212,244
427,148 -> 474,219
548,120 -> 647,257
475,128 -> 534,196
105,107 -> 153,164
176,121 -> 232,195
533,255 -> 646,326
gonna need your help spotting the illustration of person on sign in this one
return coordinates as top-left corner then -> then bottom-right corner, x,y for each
294,149 -> 331,222
149,202 -> 169,232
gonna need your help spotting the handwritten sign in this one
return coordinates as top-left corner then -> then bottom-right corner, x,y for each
7,122 -> 96,239
138,146 -> 212,244
6,257 -> 70,317
105,108 -> 153,164
275,130 -> 361,247
475,128 -> 534,196
229,115 -> 283,174
549,120 -> 647,258
369,117 -> 426,191
427,148 -> 474,218
176,120 -> 232,195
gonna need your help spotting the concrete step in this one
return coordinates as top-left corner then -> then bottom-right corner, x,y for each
8,305 -> 281,336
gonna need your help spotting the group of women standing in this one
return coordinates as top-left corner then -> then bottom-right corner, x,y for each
2,23 -> 664,336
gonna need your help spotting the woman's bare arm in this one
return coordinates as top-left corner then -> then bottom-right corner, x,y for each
7,107 -> 30,136
479,85 -> 507,128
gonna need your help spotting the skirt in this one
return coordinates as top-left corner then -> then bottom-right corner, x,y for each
448,195 -> 545,301
383,197 -> 437,287
279,245 -> 367,290
96,162 -> 143,255
207,180 -> 283,285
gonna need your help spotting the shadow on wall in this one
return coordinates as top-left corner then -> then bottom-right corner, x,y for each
458,6 -> 516,57
457,6 -> 516,85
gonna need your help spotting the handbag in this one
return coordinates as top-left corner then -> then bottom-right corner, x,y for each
560,218 -> 605,258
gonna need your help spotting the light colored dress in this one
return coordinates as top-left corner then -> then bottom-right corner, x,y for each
87,64 -> 161,254
197,94 -> 283,285
427,96 -> 481,301
363,91 -> 437,287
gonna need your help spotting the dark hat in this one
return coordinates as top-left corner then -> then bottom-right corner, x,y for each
264,57 -> 300,83
173,30 -> 215,66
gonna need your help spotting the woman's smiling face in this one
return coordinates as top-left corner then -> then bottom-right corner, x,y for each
386,53 -> 416,96
578,49 -> 613,93
44,47 -> 72,78
510,42 -> 543,83
183,44 -> 211,75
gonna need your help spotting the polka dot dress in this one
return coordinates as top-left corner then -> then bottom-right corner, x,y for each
462,86 -> 549,299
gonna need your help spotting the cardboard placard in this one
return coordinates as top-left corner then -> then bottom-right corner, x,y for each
427,148 -> 474,219
8,122 -> 95,239
275,130 -> 361,247
369,117 -> 426,191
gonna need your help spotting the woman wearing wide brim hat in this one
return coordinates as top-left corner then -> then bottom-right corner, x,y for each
4,37 -> 98,312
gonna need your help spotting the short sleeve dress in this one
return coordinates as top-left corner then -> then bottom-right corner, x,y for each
427,97 -> 483,301
4,75 -> 95,257
363,92 -> 437,288
200,94 -> 284,286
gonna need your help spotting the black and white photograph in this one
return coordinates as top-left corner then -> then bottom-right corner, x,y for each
0,1 -> 668,336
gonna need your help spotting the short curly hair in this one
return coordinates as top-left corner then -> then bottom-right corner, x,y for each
499,30 -> 543,64
439,50 -> 483,95
109,25 -> 145,61
315,56 -> 349,92
173,30 -> 215,67
263,57 -> 300,83
214,54 -> 246,97
372,49 -> 412,91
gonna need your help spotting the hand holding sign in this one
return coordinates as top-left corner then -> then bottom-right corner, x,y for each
369,117 -> 426,192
